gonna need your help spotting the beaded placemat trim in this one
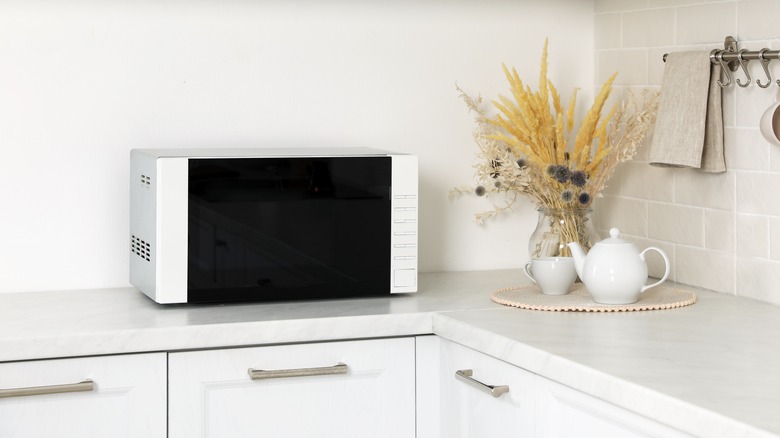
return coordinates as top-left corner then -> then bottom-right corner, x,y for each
491,283 -> 696,312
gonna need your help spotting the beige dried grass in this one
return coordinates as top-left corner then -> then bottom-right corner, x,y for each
451,39 -> 659,224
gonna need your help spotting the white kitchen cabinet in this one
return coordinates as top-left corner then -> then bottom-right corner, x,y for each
535,375 -> 691,438
438,339 -> 535,437
168,337 -> 416,438
416,335 -> 442,437
0,353 -> 166,438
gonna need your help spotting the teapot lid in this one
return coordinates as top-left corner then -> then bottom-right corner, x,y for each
599,228 -> 632,245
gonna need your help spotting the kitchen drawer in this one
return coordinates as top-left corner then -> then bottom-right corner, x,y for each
536,376 -> 691,438
169,337 -> 416,438
0,353 -> 166,438
439,338 -> 535,437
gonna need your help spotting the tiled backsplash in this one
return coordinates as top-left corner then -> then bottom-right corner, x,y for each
594,0 -> 780,304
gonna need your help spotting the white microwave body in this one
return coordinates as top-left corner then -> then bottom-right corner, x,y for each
130,148 -> 418,304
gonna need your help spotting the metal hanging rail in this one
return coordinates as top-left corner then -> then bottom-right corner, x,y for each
662,36 -> 780,88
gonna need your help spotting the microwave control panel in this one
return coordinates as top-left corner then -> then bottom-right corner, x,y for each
390,154 -> 418,293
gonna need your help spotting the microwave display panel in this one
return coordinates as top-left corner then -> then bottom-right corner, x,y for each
186,157 -> 391,303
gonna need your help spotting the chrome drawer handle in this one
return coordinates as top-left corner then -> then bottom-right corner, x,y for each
248,362 -> 348,380
0,379 -> 95,399
455,369 -> 509,398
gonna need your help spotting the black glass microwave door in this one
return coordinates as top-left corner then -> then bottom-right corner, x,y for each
187,157 -> 391,303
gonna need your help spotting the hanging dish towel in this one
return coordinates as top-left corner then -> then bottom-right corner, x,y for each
649,51 -> 726,173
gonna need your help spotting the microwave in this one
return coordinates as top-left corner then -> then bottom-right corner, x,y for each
129,148 -> 418,304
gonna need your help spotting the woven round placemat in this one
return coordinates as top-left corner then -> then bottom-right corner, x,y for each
491,283 -> 696,312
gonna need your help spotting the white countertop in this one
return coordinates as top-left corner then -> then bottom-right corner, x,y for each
1,270 -> 778,437
0,270 -> 508,362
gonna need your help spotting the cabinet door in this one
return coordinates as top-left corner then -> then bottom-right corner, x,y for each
0,353 -> 166,438
536,376 -> 691,438
416,335 -> 441,438
439,339 -> 535,437
169,337 -> 416,438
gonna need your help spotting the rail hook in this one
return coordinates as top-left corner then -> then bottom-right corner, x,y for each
714,50 -> 733,87
736,49 -> 752,88
757,49 -> 773,88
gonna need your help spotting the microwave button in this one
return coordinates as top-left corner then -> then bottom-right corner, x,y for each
394,269 -> 416,287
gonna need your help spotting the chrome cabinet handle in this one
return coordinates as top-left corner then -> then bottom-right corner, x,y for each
0,379 -> 95,399
455,369 -> 509,398
248,362 -> 348,380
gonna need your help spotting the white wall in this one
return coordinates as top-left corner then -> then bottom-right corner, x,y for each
0,0 -> 594,293
594,0 -> 780,305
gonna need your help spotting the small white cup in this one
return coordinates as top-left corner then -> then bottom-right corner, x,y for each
760,89 -> 780,146
523,257 -> 577,296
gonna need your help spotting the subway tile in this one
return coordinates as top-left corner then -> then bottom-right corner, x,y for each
735,81 -> 776,128
595,13 -> 622,50
648,0 -> 697,6
620,162 -> 674,201
595,0 -> 648,13
676,245 -> 735,294
738,0 -> 780,41
704,209 -> 734,251
648,47 -> 671,86
770,217 -> 780,261
598,50 -> 648,86
648,202 -> 704,246
737,172 -> 780,216
736,257 -> 780,305
770,148 -> 780,172
601,163 -> 623,196
674,169 -> 735,210
723,127 -> 737,169
721,84 -> 736,127
622,9 -> 675,48
676,3 -> 736,45
725,128 -> 770,171
593,196 -> 647,237
736,213 -> 769,258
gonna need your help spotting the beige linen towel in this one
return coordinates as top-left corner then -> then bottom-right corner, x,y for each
649,51 -> 726,173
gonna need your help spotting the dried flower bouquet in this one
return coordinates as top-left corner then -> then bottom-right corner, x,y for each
452,39 -> 659,227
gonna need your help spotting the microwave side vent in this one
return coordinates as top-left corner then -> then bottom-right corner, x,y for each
130,149 -> 160,301
131,235 -> 151,262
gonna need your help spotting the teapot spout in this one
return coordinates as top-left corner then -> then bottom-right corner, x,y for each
567,242 -> 586,279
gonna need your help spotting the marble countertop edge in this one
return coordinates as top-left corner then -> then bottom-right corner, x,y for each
0,312 -> 435,363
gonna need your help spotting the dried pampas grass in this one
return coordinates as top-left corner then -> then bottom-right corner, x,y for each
451,39 -> 659,224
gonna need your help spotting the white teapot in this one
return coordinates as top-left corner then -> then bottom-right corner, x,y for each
567,228 -> 670,304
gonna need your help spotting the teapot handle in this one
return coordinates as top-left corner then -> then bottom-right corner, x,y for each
640,247 -> 671,293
